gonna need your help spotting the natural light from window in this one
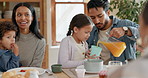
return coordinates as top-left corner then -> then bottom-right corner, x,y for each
56,0 -> 83,2
56,4 -> 84,41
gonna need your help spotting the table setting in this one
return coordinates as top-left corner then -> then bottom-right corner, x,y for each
0,35 -> 126,78
61,59 -> 107,78
62,60 -> 124,78
60,36 -> 126,78
0,67 -> 56,78
0,61 -> 124,78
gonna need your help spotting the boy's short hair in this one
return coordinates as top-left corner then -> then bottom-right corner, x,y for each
0,21 -> 17,39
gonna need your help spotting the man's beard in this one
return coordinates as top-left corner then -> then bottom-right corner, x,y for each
95,20 -> 108,30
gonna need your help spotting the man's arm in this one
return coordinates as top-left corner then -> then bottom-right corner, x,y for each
110,19 -> 139,41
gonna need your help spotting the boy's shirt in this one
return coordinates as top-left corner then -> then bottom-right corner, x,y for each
0,49 -> 20,72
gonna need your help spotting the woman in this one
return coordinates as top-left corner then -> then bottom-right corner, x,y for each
108,1 -> 148,78
12,2 -> 46,67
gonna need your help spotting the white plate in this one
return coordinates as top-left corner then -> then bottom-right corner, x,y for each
7,67 -> 45,75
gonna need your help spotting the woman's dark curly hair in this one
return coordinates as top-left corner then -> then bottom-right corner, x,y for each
0,21 -> 17,40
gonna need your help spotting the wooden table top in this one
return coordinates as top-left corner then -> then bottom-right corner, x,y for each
39,72 -> 69,78
53,71 -> 99,78
55,68 -> 99,78
54,72 -> 70,78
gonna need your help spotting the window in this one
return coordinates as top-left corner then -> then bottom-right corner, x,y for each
51,0 -> 87,45
56,0 -> 83,2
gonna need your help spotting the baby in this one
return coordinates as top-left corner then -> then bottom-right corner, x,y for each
0,21 -> 20,72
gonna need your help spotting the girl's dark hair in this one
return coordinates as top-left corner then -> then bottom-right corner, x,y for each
66,14 -> 93,36
87,0 -> 109,12
12,2 -> 43,40
0,21 -> 17,40
141,1 -> 148,25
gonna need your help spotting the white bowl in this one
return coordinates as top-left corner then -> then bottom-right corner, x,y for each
84,59 -> 103,72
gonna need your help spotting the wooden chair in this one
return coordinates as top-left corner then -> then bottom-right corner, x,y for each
42,44 -> 49,69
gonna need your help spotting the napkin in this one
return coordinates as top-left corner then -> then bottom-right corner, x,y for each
28,71 -> 39,78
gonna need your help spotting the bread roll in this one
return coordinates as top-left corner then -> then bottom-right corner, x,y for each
2,68 -> 39,78
2,71 -> 16,78
11,74 -> 25,78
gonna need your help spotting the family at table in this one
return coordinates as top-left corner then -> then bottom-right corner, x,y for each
0,0 -> 148,78
58,0 -> 148,77
59,0 -> 139,68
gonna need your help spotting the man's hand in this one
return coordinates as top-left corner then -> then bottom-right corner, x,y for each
110,27 -> 125,38
110,27 -> 132,38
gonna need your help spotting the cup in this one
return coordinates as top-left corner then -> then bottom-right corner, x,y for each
84,59 -> 103,72
51,64 -> 62,73
90,45 -> 102,57
107,61 -> 122,75
98,70 -> 108,78
75,69 -> 86,78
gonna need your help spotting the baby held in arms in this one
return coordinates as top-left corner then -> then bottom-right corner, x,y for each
58,14 -> 99,68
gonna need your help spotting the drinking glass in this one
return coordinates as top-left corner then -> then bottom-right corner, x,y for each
90,45 -> 102,57
108,61 -> 122,66
107,61 -> 122,76
75,69 -> 86,78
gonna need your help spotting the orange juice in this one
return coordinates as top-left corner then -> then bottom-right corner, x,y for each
98,41 -> 126,57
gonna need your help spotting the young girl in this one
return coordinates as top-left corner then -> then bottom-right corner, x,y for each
0,22 -> 20,72
58,14 -> 94,68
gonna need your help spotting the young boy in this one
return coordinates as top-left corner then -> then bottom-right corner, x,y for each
0,21 -> 20,72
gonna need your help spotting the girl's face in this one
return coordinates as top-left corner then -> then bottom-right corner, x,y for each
15,6 -> 33,31
0,31 -> 16,50
74,25 -> 92,42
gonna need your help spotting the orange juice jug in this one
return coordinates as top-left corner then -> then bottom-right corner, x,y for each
98,41 -> 126,57
97,32 -> 127,57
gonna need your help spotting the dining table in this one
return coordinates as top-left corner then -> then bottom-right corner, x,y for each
0,71 -> 65,78
0,65 -> 118,78
39,65 -> 120,78
39,71 -> 69,78
39,68 -> 100,78
0,68 -> 100,78
39,65 -> 110,78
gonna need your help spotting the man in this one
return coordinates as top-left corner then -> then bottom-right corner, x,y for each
87,0 -> 139,64
108,2 -> 148,77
